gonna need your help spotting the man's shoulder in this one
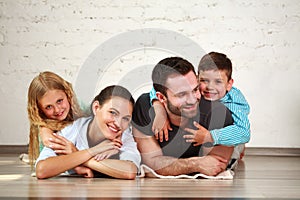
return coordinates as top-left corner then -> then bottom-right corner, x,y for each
132,93 -> 153,127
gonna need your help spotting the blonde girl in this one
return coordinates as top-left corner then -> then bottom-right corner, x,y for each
27,71 -> 84,167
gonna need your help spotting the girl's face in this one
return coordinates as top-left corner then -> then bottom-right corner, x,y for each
38,89 -> 70,121
198,70 -> 233,101
93,96 -> 133,140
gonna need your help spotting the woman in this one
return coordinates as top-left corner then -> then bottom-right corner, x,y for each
35,85 -> 141,179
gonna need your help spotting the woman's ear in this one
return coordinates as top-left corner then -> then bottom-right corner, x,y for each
92,101 -> 100,115
156,92 -> 166,103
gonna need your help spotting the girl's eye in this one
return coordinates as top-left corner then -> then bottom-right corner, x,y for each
45,105 -> 52,110
57,99 -> 63,104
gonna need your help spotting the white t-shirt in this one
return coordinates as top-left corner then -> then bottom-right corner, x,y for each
35,117 -> 141,172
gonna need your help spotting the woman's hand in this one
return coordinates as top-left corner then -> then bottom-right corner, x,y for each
87,138 -> 122,156
73,166 -> 94,178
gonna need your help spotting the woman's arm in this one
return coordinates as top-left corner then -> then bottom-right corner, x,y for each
36,139 -> 120,179
84,159 -> 138,180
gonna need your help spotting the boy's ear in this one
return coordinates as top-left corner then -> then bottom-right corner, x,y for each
92,101 -> 100,115
156,92 -> 166,103
226,79 -> 234,91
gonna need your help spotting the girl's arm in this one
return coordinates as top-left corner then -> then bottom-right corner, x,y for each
40,128 -> 78,154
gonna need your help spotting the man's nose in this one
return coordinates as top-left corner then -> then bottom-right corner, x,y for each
186,91 -> 199,104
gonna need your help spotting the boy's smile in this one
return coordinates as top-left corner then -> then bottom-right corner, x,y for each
199,70 -> 233,101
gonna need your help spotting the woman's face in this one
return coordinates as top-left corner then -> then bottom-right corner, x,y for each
38,89 -> 70,121
93,96 -> 133,140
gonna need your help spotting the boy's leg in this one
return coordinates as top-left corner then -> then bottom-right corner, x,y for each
207,145 -> 234,166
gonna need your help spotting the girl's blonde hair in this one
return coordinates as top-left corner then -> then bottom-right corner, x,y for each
27,71 -> 83,166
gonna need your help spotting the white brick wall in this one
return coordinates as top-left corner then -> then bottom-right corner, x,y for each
0,0 -> 299,147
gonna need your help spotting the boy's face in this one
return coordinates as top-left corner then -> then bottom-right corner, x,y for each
198,70 -> 233,101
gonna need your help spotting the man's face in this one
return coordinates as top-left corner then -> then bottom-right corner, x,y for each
164,71 -> 200,119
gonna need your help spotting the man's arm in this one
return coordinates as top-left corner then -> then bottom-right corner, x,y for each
133,126 -> 227,176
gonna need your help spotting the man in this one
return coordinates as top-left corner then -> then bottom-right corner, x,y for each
132,57 -> 234,176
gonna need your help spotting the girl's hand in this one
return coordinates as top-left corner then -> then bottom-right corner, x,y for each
48,132 -> 78,154
39,127 -> 54,147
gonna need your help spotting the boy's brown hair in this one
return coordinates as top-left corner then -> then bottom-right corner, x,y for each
198,52 -> 232,81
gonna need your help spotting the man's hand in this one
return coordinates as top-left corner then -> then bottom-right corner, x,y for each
193,155 -> 227,176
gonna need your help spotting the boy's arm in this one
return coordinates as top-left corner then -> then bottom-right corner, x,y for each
211,88 -> 251,146
149,87 -> 172,142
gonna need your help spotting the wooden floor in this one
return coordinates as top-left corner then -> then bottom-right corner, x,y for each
0,154 -> 299,199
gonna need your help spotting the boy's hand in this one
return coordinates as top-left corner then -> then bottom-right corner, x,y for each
152,100 -> 172,142
184,121 -> 213,146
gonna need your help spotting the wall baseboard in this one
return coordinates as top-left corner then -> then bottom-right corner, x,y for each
0,145 -> 299,156
0,145 -> 28,154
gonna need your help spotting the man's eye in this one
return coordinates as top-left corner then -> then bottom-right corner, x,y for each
176,93 -> 185,98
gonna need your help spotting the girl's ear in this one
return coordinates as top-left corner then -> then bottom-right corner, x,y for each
92,101 -> 100,115
226,78 -> 234,92
156,92 -> 167,103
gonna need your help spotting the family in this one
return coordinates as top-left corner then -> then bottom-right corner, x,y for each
27,52 -> 250,179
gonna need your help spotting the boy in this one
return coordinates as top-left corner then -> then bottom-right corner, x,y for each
150,52 -> 250,167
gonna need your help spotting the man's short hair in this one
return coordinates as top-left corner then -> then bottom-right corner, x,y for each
152,57 -> 196,96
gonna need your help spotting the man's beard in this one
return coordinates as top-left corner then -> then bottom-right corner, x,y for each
166,100 -> 199,119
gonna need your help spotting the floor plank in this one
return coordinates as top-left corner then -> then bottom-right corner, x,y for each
0,154 -> 299,199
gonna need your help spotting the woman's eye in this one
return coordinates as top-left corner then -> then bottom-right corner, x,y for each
109,111 -> 117,115
123,117 -> 131,122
